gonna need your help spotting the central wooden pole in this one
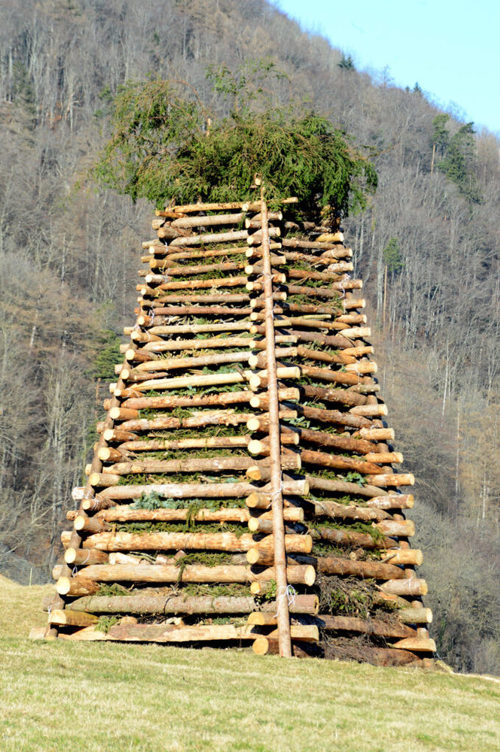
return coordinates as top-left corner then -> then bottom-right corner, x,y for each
259,192 -> 292,657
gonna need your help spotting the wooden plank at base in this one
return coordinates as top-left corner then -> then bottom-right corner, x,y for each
58,623 -> 319,643
390,637 -> 436,652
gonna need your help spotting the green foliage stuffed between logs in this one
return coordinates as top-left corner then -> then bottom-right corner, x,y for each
92,75 -> 377,216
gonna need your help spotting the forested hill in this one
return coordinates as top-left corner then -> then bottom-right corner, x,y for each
0,0 -> 498,675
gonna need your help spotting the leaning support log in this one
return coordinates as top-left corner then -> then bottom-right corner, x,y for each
256,196 -> 291,657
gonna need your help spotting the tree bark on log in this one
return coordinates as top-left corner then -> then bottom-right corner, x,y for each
82,530 -> 312,553
64,548 -> 109,566
316,555 -> 404,579
105,454 -> 300,477
307,475 -> 388,498
298,427 -> 375,455
68,593 -> 318,615
299,404 -> 371,430
312,500 -> 391,523
96,507 -> 304,524
317,614 -> 416,639
390,637 -> 436,652
300,448 -> 382,475
96,478 -> 308,502
397,607 -> 433,624
365,494 -> 414,510
301,383 -> 365,406
59,622 -> 316,644
380,578 -> 428,596
76,563 -> 316,586
381,549 -> 423,566
310,526 -> 392,550
48,609 -> 98,627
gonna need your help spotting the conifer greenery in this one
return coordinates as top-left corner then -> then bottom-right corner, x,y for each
432,114 -> 482,203
93,73 -> 377,216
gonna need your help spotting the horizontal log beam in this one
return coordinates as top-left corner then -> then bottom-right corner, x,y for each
317,614 -> 416,639
83,530 -> 312,553
69,593 -> 317,615
75,562 -> 315,586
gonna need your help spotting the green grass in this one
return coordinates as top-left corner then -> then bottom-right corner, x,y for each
0,576 -> 499,752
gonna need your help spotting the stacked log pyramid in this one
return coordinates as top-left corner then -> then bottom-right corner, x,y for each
43,196 -> 435,665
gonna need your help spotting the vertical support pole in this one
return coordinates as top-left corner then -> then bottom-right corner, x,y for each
259,193 -> 292,658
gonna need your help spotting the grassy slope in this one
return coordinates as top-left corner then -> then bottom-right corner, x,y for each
0,576 -> 498,752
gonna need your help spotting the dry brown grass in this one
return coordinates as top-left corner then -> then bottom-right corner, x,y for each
0,576 -> 498,752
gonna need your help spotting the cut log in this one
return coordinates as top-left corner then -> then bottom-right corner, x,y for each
376,519 -> 415,537
83,530 -> 312,554
97,507 -> 303,524
316,555 -> 404,580
302,379 -> 366,405
398,607 -> 433,625
306,475 -> 388,499
76,563 -> 315,586
64,548 -> 109,566
380,579 -> 428,596
367,474 -> 415,488
391,637 -> 436,652
96,478 -> 308,503
300,448 -> 382,475
356,427 -> 395,441
74,513 -> 109,533
142,336 -> 255,354
300,404 -> 371,430
312,500 -> 390,522
68,593 -> 318,616
299,364 -> 361,386
170,212 -> 246,228
318,615 -> 416,639
381,549 -> 423,566
48,609 -> 98,627
298,427 -> 375,455
56,576 -> 100,597
170,230 -> 249,247
365,494 -> 414,510
310,525 -> 392,550
60,621 -> 315,644
105,454 -> 300,477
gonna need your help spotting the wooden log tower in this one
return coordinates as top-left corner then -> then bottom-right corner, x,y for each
37,194 -> 435,666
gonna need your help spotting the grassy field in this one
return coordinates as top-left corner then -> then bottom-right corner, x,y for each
0,575 -> 498,752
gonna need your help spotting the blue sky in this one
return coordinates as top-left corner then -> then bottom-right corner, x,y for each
273,0 -> 500,135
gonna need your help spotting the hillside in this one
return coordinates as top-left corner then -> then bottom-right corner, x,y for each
0,0 -> 498,674
0,577 -> 499,752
